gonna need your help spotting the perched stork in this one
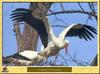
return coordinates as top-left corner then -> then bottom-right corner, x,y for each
11,8 -> 97,59
3,50 -> 46,65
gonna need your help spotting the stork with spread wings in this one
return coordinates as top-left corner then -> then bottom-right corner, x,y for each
11,8 -> 97,61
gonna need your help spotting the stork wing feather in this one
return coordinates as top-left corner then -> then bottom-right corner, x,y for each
59,24 -> 97,41
11,8 -> 48,48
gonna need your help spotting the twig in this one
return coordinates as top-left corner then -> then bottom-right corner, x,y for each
85,15 -> 91,24
88,3 -> 96,14
60,3 -> 65,11
66,49 -> 89,66
47,10 -> 97,19
59,53 -> 68,66
13,21 -> 22,52
54,15 -> 68,25
51,25 -> 67,28
78,2 -> 85,11
52,54 -> 59,64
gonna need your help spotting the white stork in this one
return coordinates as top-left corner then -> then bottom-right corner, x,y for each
11,8 -> 97,60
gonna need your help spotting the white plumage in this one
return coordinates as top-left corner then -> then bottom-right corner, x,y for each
19,50 -> 39,60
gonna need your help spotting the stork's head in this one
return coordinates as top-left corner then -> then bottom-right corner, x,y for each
64,40 -> 69,46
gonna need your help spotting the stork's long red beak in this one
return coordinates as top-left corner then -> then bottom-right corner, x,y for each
64,44 -> 68,55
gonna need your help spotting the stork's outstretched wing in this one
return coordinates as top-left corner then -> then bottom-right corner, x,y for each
59,24 -> 97,41
11,8 -> 48,48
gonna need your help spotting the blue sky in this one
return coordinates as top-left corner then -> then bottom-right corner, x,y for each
3,3 -> 97,66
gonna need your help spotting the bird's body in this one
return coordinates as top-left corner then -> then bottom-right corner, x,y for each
11,8 -> 97,61
40,42 -> 60,57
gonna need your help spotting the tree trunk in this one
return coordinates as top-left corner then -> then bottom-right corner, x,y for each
14,3 -> 52,52
3,2 -> 53,66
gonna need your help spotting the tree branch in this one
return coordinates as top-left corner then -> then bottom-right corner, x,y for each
60,3 -> 65,11
13,21 -> 22,52
47,10 -> 97,19
78,2 -> 85,11
51,25 -> 67,28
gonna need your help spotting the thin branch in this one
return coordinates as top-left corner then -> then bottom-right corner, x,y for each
78,2 -> 85,11
13,21 -> 22,52
88,3 -> 96,14
51,25 -> 67,28
52,54 -> 59,64
60,3 -> 65,11
68,53 -> 89,66
65,48 -> 88,66
54,15 -> 68,25
47,10 -> 97,19
59,53 -> 68,66
85,15 -> 92,24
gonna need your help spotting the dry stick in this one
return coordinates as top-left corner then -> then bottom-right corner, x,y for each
52,53 -> 59,64
88,3 -> 96,14
59,53 -> 68,66
78,2 -> 85,11
65,48 -> 88,66
47,10 -> 97,20
51,25 -> 67,28
85,16 -> 91,25
60,3 -> 65,11
86,3 -> 97,25
54,15 -> 68,26
13,21 -> 22,52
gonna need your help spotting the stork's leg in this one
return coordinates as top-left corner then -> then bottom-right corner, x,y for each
53,53 -> 59,64
45,58 -> 48,64
65,44 -> 69,55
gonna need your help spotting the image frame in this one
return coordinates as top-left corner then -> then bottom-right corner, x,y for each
0,0 -> 99,73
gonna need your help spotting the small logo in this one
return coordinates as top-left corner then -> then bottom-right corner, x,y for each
2,67 -> 9,72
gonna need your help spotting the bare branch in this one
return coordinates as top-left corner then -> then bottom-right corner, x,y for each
66,48 -> 89,66
88,3 -> 96,14
60,3 -> 65,11
47,10 -> 97,19
54,15 -> 68,25
13,21 -> 22,52
78,2 -> 85,11
59,54 -> 68,66
51,25 -> 67,28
